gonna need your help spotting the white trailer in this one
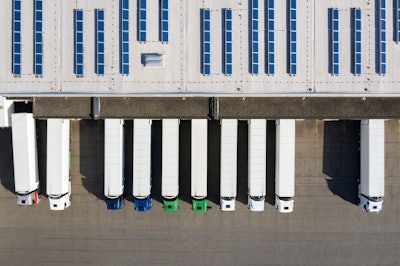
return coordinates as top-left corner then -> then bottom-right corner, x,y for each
104,119 -> 125,209
0,97 -> 14,127
133,119 -> 152,212
248,119 -> 266,211
220,119 -> 238,211
191,119 -> 208,212
46,119 -> 71,211
275,119 -> 296,213
359,119 -> 385,212
11,113 -> 39,205
162,119 -> 180,211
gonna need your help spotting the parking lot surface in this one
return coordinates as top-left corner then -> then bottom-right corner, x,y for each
0,119 -> 399,265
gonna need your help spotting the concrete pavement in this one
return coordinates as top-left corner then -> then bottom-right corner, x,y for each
0,119 -> 399,265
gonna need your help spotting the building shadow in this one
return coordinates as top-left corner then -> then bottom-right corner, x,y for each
80,120 -> 105,201
323,120 -> 360,205
236,120 -> 248,204
207,120 -> 221,205
151,120 -> 163,204
266,120 -> 276,206
0,127 -> 15,193
179,120 -> 192,204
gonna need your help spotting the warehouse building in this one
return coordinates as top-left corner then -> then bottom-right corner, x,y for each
0,0 -> 396,212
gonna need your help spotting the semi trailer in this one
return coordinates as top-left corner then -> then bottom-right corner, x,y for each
248,119 -> 266,211
11,113 -> 39,205
220,119 -> 238,211
1,97 -> 13,127
104,119 -> 125,209
46,119 -> 71,210
275,119 -> 296,213
359,119 -> 385,212
162,119 -> 180,211
133,119 -> 152,212
191,119 -> 208,212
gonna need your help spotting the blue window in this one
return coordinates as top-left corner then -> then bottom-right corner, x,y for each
223,9 -> 233,75
249,0 -> 259,74
95,9 -> 105,75
74,9 -> 84,76
376,0 -> 386,75
201,9 -> 211,75
395,1 -> 400,42
12,0 -> 21,76
138,0 -> 146,42
265,0 -> 275,75
287,0 -> 296,75
120,0 -> 129,74
34,0 -> 43,76
328,8 -> 339,76
160,0 -> 168,42
351,8 -> 362,75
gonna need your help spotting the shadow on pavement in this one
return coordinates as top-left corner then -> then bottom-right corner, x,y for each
266,120 -> 276,206
80,120 -> 105,202
36,120 -> 47,196
237,120 -> 248,205
151,120 -> 163,204
207,120 -> 221,205
0,127 -> 15,193
179,120 -> 192,204
123,120 -> 134,203
323,120 -> 360,205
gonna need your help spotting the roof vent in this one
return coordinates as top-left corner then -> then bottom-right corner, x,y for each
142,53 -> 165,69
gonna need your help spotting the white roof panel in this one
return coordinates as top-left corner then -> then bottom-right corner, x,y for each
1,1 -> 400,95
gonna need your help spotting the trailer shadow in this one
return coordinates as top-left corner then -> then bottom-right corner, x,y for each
151,120 -> 163,204
323,120 -> 359,205
36,120 -> 47,196
80,120 -> 106,202
0,127 -> 15,193
266,120 -> 276,206
236,121 -> 248,205
179,120 -> 192,204
123,120 -> 134,203
207,120 -> 221,205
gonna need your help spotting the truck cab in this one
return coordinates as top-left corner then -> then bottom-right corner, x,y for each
220,197 -> 235,211
163,197 -> 179,212
275,196 -> 294,213
49,193 -> 71,211
248,196 -> 265,212
17,190 -> 39,206
192,197 -> 207,212
106,196 -> 124,210
49,178 -> 71,211
358,185 -> 383,212
134,196 -> 152,212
